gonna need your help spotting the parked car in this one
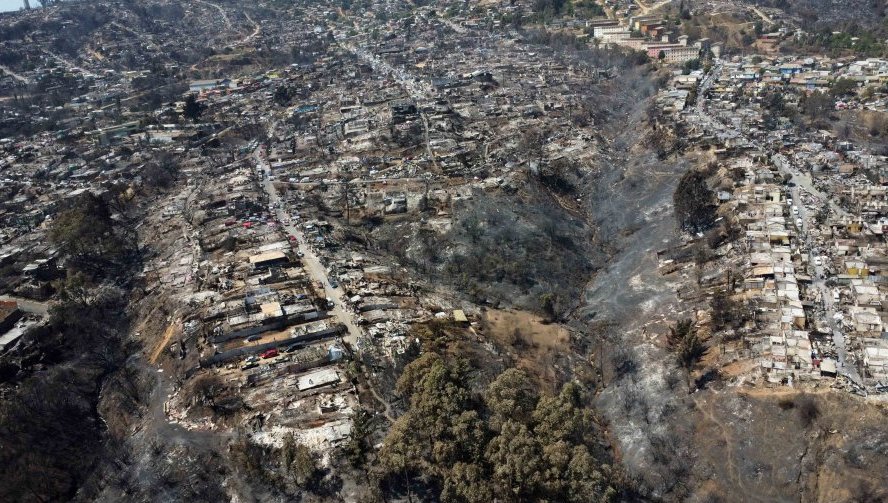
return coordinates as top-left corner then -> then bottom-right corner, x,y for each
246,335 -> 261,342
241,362 -> 259,370
283,343 -> 305,353
261,349 -> 278,359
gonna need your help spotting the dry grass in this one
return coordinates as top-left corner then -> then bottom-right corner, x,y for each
481,308 -> 570,386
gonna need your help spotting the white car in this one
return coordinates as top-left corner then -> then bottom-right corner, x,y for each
796,218 -> 803,227
814,257 -> 823,266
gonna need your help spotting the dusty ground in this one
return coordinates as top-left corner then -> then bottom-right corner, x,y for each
688,388 -> 888,502
481,308 -> 570,386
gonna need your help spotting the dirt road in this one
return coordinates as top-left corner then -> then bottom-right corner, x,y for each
0,64 -> 28,84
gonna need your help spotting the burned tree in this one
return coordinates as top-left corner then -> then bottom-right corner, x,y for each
666,319 -> 707,393
673,169 -> 717,234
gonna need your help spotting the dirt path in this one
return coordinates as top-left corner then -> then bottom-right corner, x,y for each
693,394 -> 746,495
193,0 -> 231,29
749,5 -> 773,25
635,0 -> 673,15
149,320 -> 180,364
367,378 -> 396,423
235,11 -> 261,47
0,64 -> 28,83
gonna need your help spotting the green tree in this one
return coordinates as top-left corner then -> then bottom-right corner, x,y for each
380,353 -> 475,481
485,420 -> 544,501
710,289 -> 746,331
448,410 -> 487,463
281,434 -> 317,486
802,90 -> 834,121
484,368 -> 539,429
830,78 -> 857,97
345,409 -> 372,467
538,292 -> 559,321
378,364 -> 621,502
441,462 -> 494,503
565,446 -> 615,503
531,382 -> 595,446
49,193 -> 131,277
273,85 -> 291,106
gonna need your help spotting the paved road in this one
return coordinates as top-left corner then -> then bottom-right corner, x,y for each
772,154 -> 849,218
691,64 -> 864,386
340,41 -> 439,170
790,187 -> 862,386
44,50 -> 97,78
254,151 -> 364,348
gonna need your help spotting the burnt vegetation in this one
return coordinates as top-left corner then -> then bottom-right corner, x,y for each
0,193 -> 146,502
372,185 -> 599,319
673,168 -> 717,234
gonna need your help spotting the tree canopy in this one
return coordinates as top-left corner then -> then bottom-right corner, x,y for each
376,358 -> 622,502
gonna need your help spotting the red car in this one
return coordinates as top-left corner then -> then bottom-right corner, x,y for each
260,349 -> 278,359
288,235 -> 297,242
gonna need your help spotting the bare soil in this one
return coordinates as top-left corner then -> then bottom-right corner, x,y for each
481,308 -> 570,386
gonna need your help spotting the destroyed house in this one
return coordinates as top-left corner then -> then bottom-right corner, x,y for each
249,251 -> 289,269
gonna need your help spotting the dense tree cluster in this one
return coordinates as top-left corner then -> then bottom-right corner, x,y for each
183,93 -> 205,122
230,433 -> 340,497
801,90 -> 834,123
375,355 -> 625,502
710,288 -> 748,332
